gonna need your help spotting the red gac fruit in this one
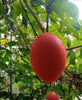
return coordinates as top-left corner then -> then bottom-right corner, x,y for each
30,33 -> 67,83
47,92 -> 59,100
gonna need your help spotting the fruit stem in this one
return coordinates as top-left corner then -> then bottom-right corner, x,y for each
51,82 -> 55,91
46,7 -> 49,32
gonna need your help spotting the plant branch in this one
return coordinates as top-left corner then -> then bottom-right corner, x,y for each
23,0 -> 45,33
19,0 -> 37,36
64,69 -> 79,83
64,69 -> 73,79
9,33 -> 13,100
66,45 -> 82,51
65,68 -> 72,75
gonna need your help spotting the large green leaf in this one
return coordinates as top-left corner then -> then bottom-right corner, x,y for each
50,0 -> 79,19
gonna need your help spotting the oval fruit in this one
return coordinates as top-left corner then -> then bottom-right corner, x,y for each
47,92 -> 59,100
30,33 -> 67,83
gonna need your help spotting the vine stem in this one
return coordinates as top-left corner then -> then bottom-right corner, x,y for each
19,0 -> 37,36
46,0 -> 55,32
46,8 -> 49,32
66,45 -> 82,51
64,69 -> 79,83
10,32 -> 13,100
23,0 -> 44,33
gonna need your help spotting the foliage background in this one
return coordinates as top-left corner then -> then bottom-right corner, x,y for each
0,0 -> 82,100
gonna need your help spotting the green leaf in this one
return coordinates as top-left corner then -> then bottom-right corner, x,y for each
50,0 -> 79,19
19,48 -> 29,55
80,48 -> 82,58
54,84 -> 61,94
0,77 -> 5,82
79,29 -> 82,39
0,2 -> 5,15
24,76 -> 33,87
69,50 -> 76,65
0,47 -> 12,55
72,39 -> 82,47
23,63 -> 32,72
52,31 -> 64,40
7,41 -> 17,47
72,29 -> 79,39
10,1 -> 23,20
0,61 -> 8,70
78,64 -> 82,73
50,12 -> 59,23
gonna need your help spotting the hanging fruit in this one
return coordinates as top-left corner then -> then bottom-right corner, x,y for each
47,92 -> 59,100
30,33 -> 67,83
